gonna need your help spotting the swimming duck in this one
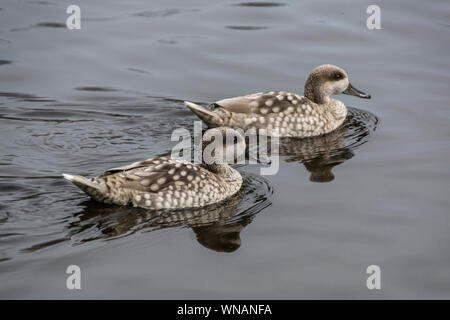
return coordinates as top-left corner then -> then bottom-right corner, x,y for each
63,127 -> 245,209
184,64 -> 371,138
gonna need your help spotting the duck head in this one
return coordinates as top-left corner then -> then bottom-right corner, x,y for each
304,64 -> 371,104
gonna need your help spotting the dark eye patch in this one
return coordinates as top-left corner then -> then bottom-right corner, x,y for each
334,72 -> 343,80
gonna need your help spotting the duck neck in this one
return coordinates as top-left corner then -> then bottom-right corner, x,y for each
202,163 -> 240,184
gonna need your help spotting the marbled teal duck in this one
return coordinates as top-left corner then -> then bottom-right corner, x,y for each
184,64 -> 371,138
63,127 -> 245,209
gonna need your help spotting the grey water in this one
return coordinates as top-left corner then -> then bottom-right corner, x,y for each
0,0 -> 449,299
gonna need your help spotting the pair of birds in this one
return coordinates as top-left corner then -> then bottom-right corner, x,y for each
64,64 -> 371,209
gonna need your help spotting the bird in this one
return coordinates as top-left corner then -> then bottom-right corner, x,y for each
63,127 -> 246,209
184,64 -> 371,138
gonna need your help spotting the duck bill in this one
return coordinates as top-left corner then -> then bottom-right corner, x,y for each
343,83 -> 371,99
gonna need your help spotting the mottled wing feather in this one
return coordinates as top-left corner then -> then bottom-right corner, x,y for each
100,157 -> 183,177
214,94 -> 261,113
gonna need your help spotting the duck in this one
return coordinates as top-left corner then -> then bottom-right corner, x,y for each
184,64 -> 371,138
63,127 -> 245,209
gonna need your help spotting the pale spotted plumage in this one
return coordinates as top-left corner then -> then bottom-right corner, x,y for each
184,64 -> 371,138
63,128 -> 245,210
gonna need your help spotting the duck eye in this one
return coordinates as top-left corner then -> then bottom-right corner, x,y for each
335,73 -> 342,79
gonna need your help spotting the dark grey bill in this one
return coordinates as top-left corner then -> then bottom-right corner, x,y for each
343,83 -> 371,99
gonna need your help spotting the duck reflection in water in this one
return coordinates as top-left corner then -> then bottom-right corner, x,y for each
262,107 -> 378,182
67,174 -> 272,253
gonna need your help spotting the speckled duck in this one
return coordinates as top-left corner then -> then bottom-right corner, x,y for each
63,127 -> 245,209
184,64 -> 371,137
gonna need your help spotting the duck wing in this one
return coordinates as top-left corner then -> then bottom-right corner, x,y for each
214,93 -> 263,113
99,157 -> 175,177
65,157 -> 220,207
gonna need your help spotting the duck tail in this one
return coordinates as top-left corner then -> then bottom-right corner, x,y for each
184,101 -> 224,127
62,173 -> 105,196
